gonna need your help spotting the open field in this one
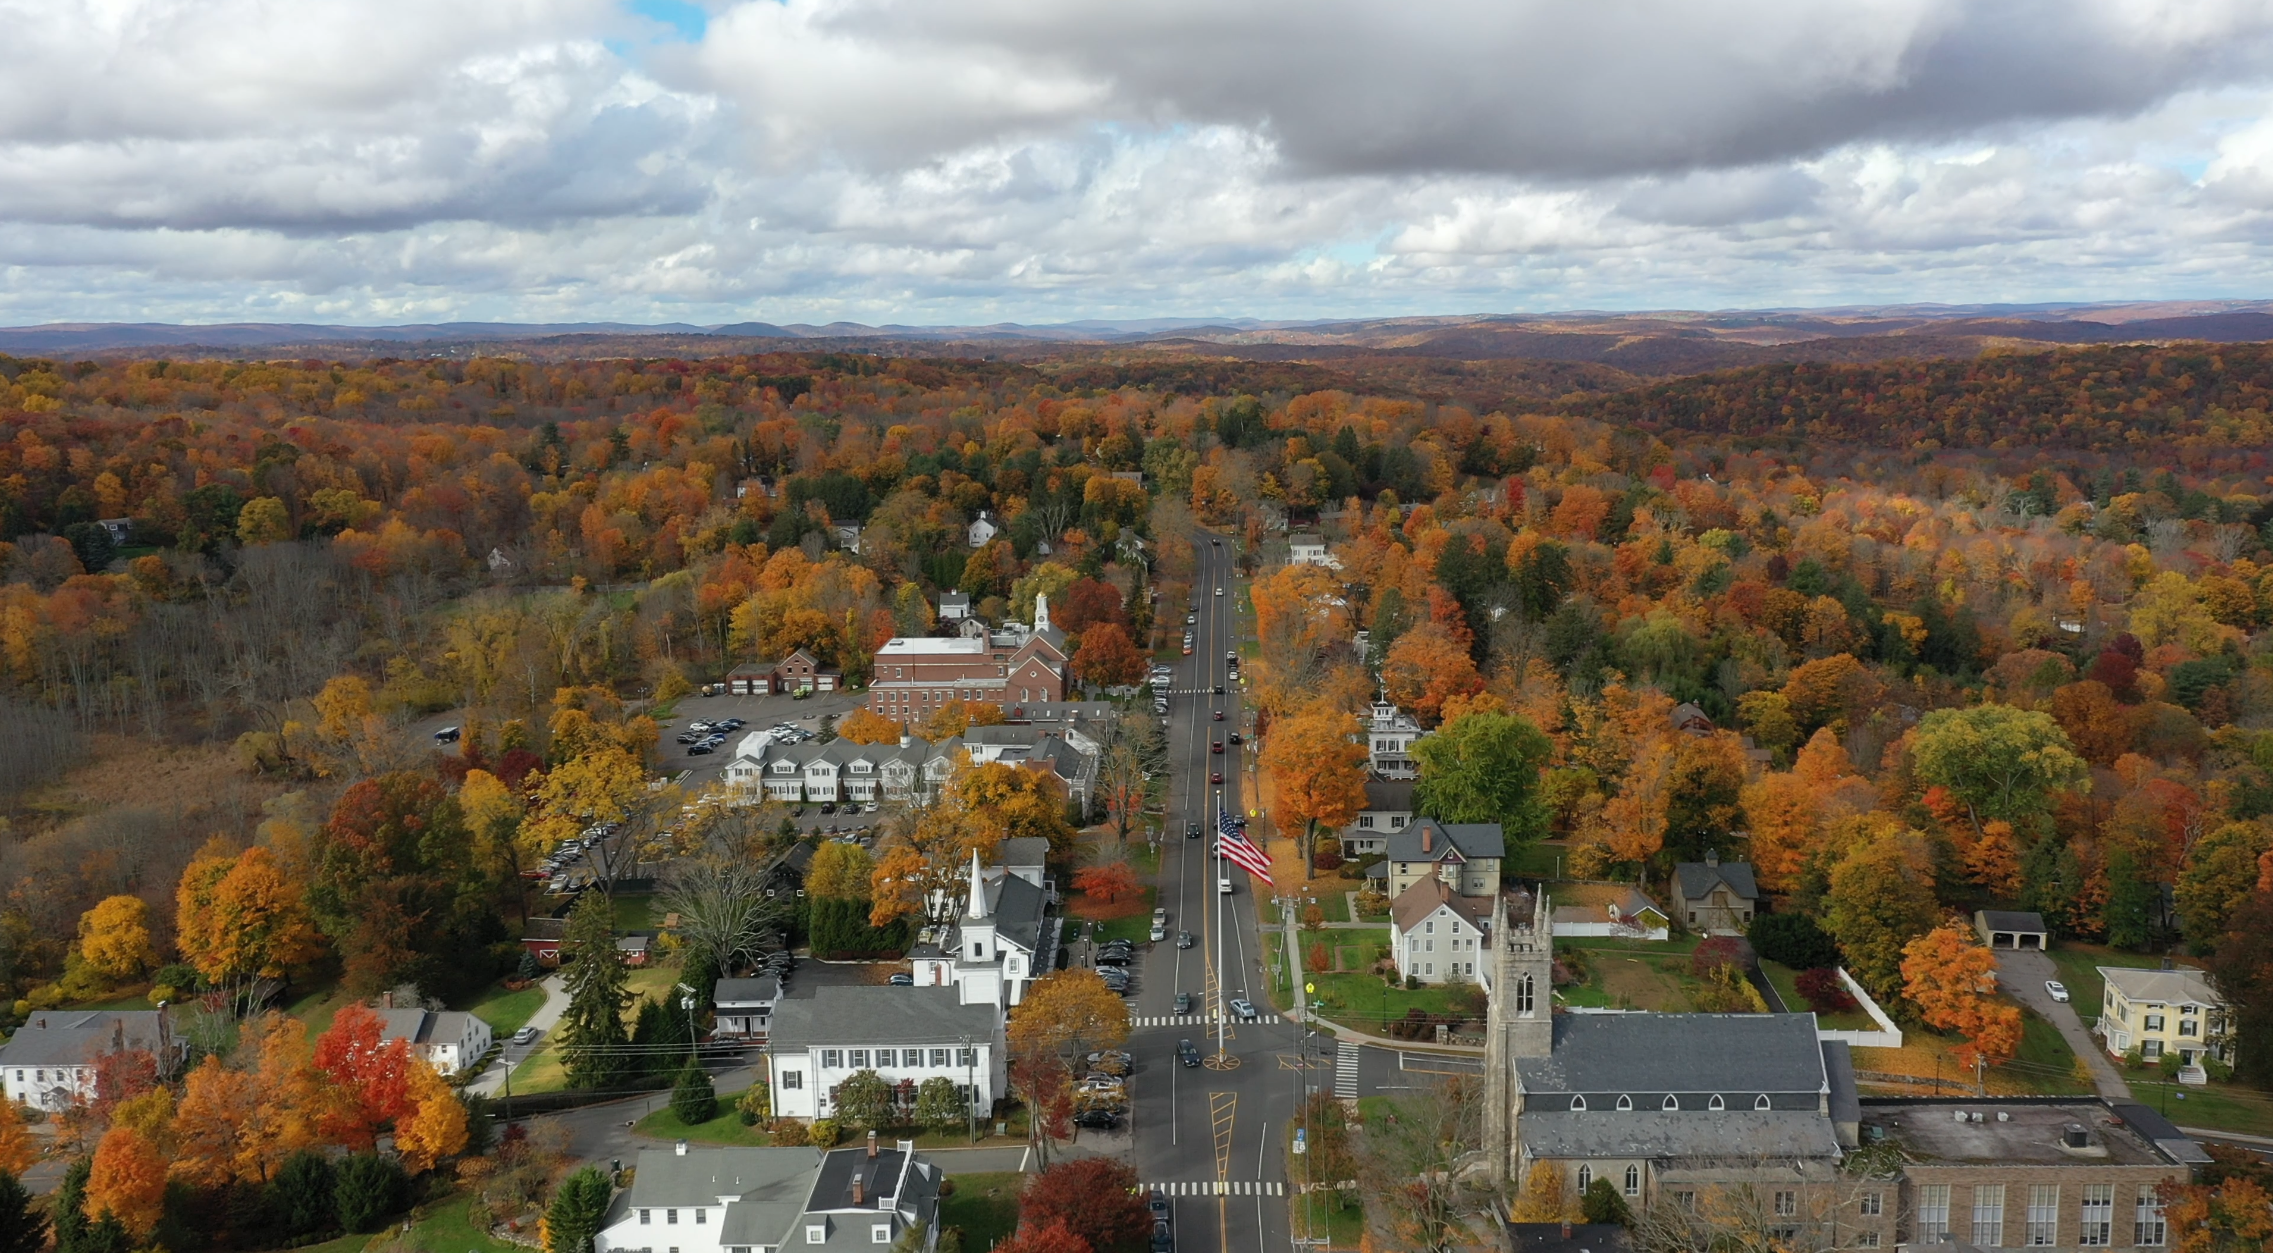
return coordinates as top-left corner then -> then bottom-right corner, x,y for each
940,1172 -> 1024,1251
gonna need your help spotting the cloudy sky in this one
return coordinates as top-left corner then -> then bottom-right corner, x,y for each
8,0 -> 2273,326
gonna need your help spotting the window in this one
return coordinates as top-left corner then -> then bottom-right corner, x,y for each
2180,1018 -> 2199,1038
1616,1094 -> 1633,1111
1570,1095 -> 1587,1111
807,1225 -> 826,1245
1360,816 -> 1375,829
2143,1040 -> 2163,1060
872,1225 -> 891,1244
1708,1094 -> 1725,1111
1919,1185 -> 1951,1245
2145,1014 -> 2165,1032
2079,1185 -> 2112,1247
640,1211 -> 652,1225
1972,1184 -> 2004,1246
1673,1191 -> 1696,1213
1854,1233 -> 1880,1247
1859,1190 -> 1882,1218
782,1070 -> 804,1090
667,1210 -> 678,1225
2027,1185 -> 2059,1246
1577,1166 -> 1592,1191
1515,975 -> 1534,1015
1774,1191 -> 1796,1218
823,1050 -> 842,1069
1425,920 -> 1434,934
958,1047 -> 976,1067
1661,1094 -> 1678,1111
1625,1166 -> 1640,1197
932,1048 -> 951,1067
849,1049 -> 869,1067
696,1211 -> 707,1225
2136,1192 -> 2167,1246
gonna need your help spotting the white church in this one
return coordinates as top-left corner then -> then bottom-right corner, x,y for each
909,847 -> 1060,1008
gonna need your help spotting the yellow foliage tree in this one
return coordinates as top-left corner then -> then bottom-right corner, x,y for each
313,674 -> 375,742
1507,1160 -> 1579,1223
1006,969 -> 1131,1064
1261,705 -> 1370,878
78,895 -> 157,983
0,1095 -> 37,1175
175,844 -> 326,988
85,1125 -> 168,1236
396,1062 -> 470,1174
836,707 -> 905,744
524,745 -> 647,852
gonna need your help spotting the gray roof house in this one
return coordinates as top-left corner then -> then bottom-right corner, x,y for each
0,1010 -> 192,1111
373,1008 -> 494,1075
1669,853 -> 1761,935
1340,778 -> 1417,856
714,977 -> 781,1039
1384,817 -> 1505,900
594,1142 -> 942,1253
910,852 -> 1059,1008
766,986 -> 1004,1122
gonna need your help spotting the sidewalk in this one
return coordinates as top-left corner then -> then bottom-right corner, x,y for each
1272,920 -> 1483,1056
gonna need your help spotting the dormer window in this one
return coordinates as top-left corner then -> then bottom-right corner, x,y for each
1662,1094 -> 1678,1111
1570,1095 -> 1586,1111
1616,1094 -> 1633,1111
1709,1094 -> 1726,1111
1754,1094 -> 1771,1111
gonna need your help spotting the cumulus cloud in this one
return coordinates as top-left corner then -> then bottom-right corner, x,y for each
2,0 -> 2273,320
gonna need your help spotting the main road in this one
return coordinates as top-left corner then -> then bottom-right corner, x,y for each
1120,533 -> 1322,1253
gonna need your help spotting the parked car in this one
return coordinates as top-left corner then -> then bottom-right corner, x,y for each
1074,1109 -> 1120,1130
888,973 -> 914,986
688,741 -> 716,754
2045,980 -> 2070,1003
511,1026 -> 538,1045
1096,951 -> 1132,967
432,726 -> 461,744
1087,1050 -> 1131,1076
1150,922 -> 1167,942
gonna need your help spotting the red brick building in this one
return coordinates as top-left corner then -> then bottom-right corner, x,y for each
867,597 -> 1068,717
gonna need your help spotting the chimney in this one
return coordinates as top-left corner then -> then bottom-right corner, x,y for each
1704,849 -> 1719,868
851,1173 -> 865,1205
675,1140 -> 688,1156
383,990 -> 394,1009
866,1129 -> 878,1159
1562,1221 -> 1572,1239
1420,823 -> 1432,854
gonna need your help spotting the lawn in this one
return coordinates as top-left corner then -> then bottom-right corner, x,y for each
1303,970 -> 1483,1036
2045,944 -> 2179,1021
940,1172 -> 1024,1251
463,982 -> 547,1037
1322,927 -> 1388,975
288,1192 -> 524,1253
1759,961 -> 1875,1031
635,1090 -> 774,1145
1508,841 -> 1565,881
614,893 -> 664,932
1850,1009 -> 2085,1097
1316,890 -> 1353,923
2127,1079 -> 2273,1137
63,986 -> 157,1011
1555,939 -> 1708,1013
283,982 -> 354,1047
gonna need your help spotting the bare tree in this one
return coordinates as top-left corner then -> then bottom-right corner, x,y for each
1358,1075 -> 1490,1253
661,859 -> 792,975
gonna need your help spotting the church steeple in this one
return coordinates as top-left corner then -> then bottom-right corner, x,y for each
1033,592 -> 1051,633
966,848 -> 987,919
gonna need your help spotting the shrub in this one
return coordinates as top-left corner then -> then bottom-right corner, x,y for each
1691,936 -> 1748,976
670,1057 -> 718,1125
770,1119 -> 811,1146
1749,913 -> 1840,970
333,1154 -> 410,1234
1314,849 -> 1344,871
268,1150 -> 338,1238
1793,968 -> 1858,1013
1306,942 -> 1330,973
1581,1178 -> 1632,1227
809,1118 -> 842,1149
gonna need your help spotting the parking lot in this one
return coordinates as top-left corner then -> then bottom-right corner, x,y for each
657,685 -> 867,786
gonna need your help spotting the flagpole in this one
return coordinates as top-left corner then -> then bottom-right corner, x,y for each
1214,787 -> 1224,1062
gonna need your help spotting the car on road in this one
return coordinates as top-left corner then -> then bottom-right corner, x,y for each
1178,1039 -> 1201,1067
1212,710 -> 1224,721
1212,684 -> 1224,694
1211,740 -> 1223,753
1177,930 -> 1194,949
1074,1109 -> 1120,1130
1185,821 -> 1201,839
1149,922 -> 1167,942
511,1026 -> 538,1045
1214,586 -> 1223,596
1174,992 -> 1194,1014
1210,771 -> 1222,784
888,973 -> 914,986
1230,998 -> 1257,1019
1218,874 -> 1232,893
2045,980 -> 2070,1002
1228,732 -> 1242,744
1151,1219 -> 1174,1253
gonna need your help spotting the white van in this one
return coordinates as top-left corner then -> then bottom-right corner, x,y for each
1218,875 -> 1233,894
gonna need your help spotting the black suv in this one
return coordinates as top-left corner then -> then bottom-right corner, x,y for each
1185,821 -> 1202,839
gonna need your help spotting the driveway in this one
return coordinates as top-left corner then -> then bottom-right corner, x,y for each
466,970 -> 569,1097
1996,949 -> 2131,1101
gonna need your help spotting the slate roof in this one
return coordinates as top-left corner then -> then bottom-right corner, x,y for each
1516,1109 -> 1844,1161
623,1145 -> 820,1211
997,837 -> 1050,870
1385,817 -> 1504,863
810,1146 -> 907,1211
1977,909 -> 2049,934
2099,965 -> 2221,1006
1673,860 -> 1759,902
715,977 -> 781,1005
0,1010 -> 173,1067
1362,779 -> 1415,813
1821,1042 -> 1859,1131
769,986 -> 997,1053
991,873 -> 1049,953
372,1008 -> 480,1047
1508,1223 -> 1633,1253
1516,1014 -> 1828,1098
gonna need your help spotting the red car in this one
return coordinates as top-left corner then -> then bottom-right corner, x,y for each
1211,771 -> 1223,784
1213,710 -> 1224,721
1211,741 -> 1224,753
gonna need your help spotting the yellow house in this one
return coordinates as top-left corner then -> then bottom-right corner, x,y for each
2098,966 -> 2228,1067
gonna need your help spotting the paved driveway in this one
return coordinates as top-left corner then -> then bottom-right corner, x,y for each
1996,948 -> 2131,1101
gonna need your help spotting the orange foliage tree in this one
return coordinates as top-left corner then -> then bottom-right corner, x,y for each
1072,622 -> 1144,689
917,699 -> 1005,741
1072,862 -> 1141,906
85,1124 -> 168,1236
835,707 -> 905,744
1260,706 -> 1369,878
1380,623 -> 1483,727
1900,921 -> 2024,1069
395,1062 -> 470,1174
174,843 -> 326,996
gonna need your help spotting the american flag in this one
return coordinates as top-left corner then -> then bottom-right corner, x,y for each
1216,812 -> 1274,882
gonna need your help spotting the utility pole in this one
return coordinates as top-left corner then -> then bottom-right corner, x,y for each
964,1034 -> 977,1144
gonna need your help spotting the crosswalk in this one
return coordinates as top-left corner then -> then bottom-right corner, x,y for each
1334,1042 -> 1361,1098
1141,1181 -> 1286,1197
1131,1014 -> 1216,1027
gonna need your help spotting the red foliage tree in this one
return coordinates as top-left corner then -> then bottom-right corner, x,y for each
1054,578 -> 1130,635
1020,1157 -> 1152,1253
996,1218 -> 1093,1253
1072,861 -> 1140,906
312,1002 -> 417,1147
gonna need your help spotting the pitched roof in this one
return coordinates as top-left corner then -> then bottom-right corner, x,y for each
1385,817 -> 1504,863
715,977 -> 781,1005
1515,1013 -> 1829,1098
769,986 -> 997,1053
1507,1223 -> 1634,1253
0,1010 -> 173,1067
1673,860 -> 1759,901
1976,909 -> 2048,934
996,837 -> 1049,870
1389,876 -> 1492,935
1363,779 -> 1415,813
623,1145 -> 822,1212
2099,965 -> 2221,1006
1515,1109 -> 1843,1162
991,873 -> 1049,952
